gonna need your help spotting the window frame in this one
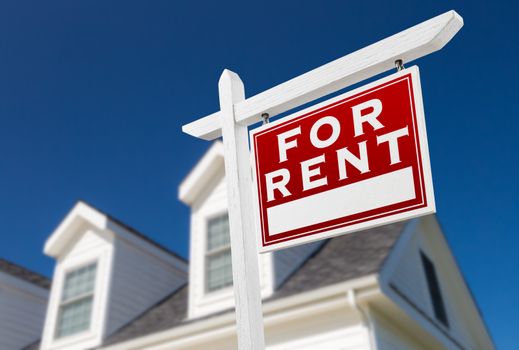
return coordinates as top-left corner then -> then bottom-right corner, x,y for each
204,213 -> 233,293
54,261 -> 98,340
420,250 -> 449,328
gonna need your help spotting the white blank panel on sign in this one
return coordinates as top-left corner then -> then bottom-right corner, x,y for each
267,167 -> 416,235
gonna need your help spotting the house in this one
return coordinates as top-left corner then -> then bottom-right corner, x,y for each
20,141 -> 493,350
0,258 -> 50,349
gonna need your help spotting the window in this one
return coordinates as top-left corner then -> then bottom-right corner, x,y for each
206,214 -> 233,292
55,263 -> 97,338
420,251 -> 449,328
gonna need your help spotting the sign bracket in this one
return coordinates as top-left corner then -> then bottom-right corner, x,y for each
183,10 -> 463,141
395,59 -> 405,71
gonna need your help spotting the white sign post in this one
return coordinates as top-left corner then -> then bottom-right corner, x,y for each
219,70 -> 265,349
182,10 -> 463,349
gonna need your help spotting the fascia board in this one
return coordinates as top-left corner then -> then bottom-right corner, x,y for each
44,201 -> 108,258
178,141 -> 224,205
99,274 -> 379,350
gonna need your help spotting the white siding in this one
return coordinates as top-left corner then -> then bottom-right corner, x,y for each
382,218 -> 480,350
137,304 -> 370,350
267,308 -> 369,350
387,232 -> 431,313
373,312 -> 432,350
0,274 -> 48,350
106,237 -> 187,335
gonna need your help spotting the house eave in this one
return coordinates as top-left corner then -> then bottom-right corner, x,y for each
99,274 -> 379,350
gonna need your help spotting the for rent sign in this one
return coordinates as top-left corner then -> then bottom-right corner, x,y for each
251,66 -> 435,252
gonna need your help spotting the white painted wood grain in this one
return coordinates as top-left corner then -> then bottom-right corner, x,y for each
183,10 -> 463,140
0,273 -> 48,350
106,237 -> 186,336
219,69 -> 266,349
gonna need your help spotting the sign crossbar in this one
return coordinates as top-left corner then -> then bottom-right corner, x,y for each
183,10 -> 463,141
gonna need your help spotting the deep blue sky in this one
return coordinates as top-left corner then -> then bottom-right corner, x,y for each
0,0 -> 516,348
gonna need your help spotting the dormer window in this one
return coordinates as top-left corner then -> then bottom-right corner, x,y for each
56,262 -> 97,338
420,251 -> 449,328
206,214 -> 233,292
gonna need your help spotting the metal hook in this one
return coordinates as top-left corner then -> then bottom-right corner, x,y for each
261,113 -> 270,125
395,59 -> 405,72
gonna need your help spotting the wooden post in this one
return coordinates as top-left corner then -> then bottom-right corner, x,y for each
219,69 -> 266,349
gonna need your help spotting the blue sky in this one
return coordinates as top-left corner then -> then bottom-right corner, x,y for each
0,0 -> 517,348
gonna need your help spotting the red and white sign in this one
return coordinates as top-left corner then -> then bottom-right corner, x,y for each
250,66 -> 435,252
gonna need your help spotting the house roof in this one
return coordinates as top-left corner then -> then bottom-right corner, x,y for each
89,202 -> 188,264
0,258 -> 51,289
44,200 -> 187,264
100,221 -> 406,348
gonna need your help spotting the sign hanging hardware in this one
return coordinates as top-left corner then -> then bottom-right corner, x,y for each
395,59 -> 405,71
261,113 -> 270,125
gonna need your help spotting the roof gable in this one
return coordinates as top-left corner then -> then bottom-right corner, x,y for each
44,201 -> 108,258
380,216 -> 495,350
179,141 -> 224,205
44,201 -> 186,265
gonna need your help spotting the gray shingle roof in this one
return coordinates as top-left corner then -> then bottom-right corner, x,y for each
22,340 -> 40,350
79,200 -> 188,264
0,258 -> 51,289
101,221 -> 406,348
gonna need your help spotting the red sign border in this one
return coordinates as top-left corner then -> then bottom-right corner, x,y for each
250,66 -> 435,253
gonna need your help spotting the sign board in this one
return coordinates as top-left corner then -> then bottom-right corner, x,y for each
251,66 -> 435,252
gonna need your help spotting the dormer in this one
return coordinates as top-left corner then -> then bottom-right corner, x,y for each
179,142 -> 321,319
40,202 -> 188,350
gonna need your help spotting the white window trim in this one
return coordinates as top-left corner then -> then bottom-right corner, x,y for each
54,260 -> 98,340
40,226 -> 115,350
204,212 -> 233,295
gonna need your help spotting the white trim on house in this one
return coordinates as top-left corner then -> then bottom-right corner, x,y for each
44,202 -> 107,258
100,274 -> 379,350
44,202 -> 187,275
41,226 -> 114,350
179,142 -> 225,205
95,213 -> 495,350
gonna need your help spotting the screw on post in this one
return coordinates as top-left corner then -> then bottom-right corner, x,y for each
261,113 -> 270,125
395,59 -> 405,71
